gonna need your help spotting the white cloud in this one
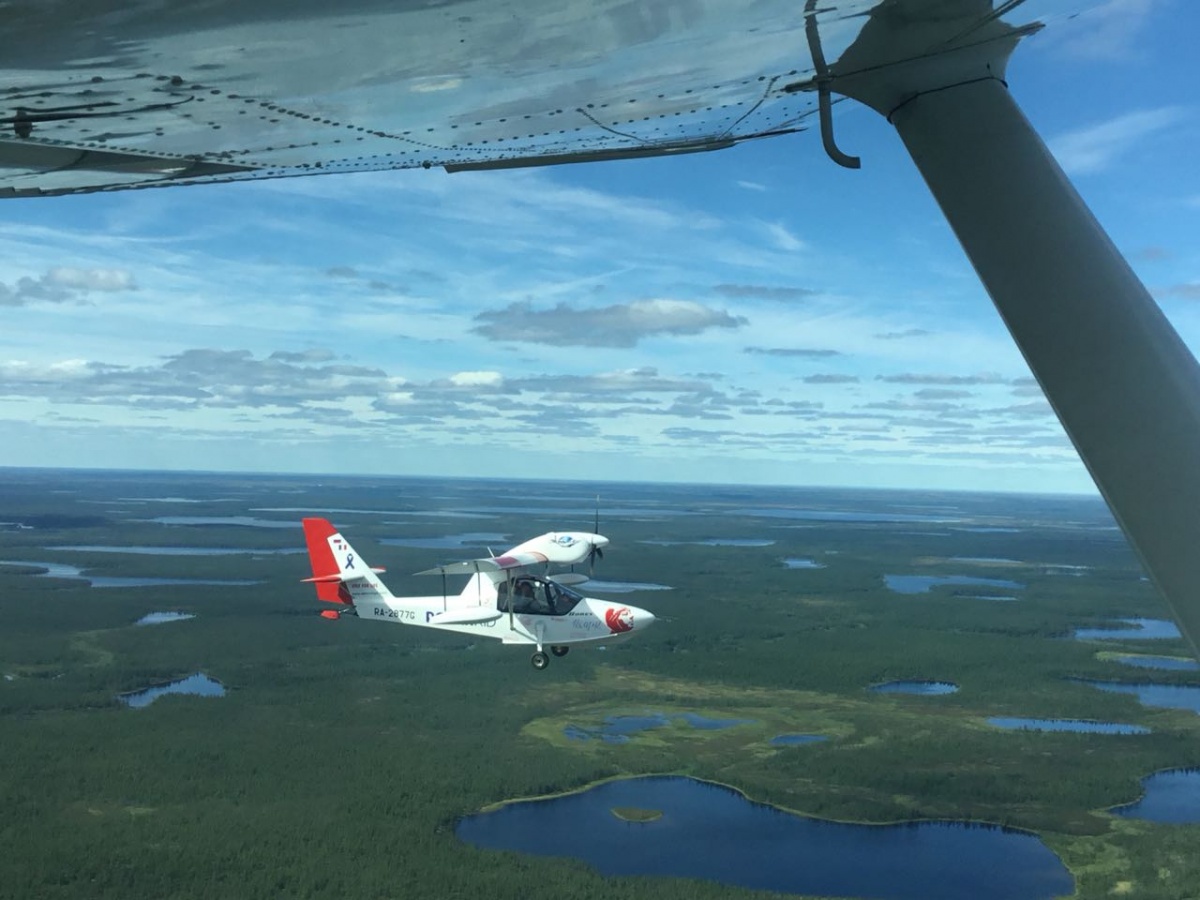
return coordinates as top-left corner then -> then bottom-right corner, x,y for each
450,371 -> 504,387
472,298 -> 747,347
0,267 -> 137,307
763,221 -> 807,252
1049,107 -> 1183,175
1047,0 -> 1161,61
45,268 -> 136,292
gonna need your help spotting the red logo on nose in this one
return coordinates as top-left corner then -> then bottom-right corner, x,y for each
605,606 -> 633,633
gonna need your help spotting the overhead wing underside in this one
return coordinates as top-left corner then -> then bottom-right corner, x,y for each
0,0 -> 1060,197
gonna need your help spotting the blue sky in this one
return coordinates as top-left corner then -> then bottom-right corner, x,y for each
0,0 -> 1196,493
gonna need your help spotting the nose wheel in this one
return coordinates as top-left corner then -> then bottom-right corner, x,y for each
531,651 -> 550,670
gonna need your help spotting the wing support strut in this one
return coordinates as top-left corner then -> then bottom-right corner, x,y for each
831,23 -> 1200,656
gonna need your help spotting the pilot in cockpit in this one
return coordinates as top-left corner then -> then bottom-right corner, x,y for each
501,575 -> 581,616
513,578 -> 534,607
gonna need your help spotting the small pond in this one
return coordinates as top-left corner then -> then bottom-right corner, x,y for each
457,776 -> 1072,900
987,717 -> 1149,735
1113,769 -> 1200,823
771,734 -> 828,746
871,681 -> 959,696
134,612 -> 196,626
1112,655 -> 1199,672
884,574 -> 1024,595
783,558 -> 826,570
120,673 -> 225,708
0,560 -> 261,588
1075,679 -> 1200,715
1073,618 -> 1182,641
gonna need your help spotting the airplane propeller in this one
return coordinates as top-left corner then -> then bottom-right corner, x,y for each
589,497 -> 604,575
588,542 -> 603,576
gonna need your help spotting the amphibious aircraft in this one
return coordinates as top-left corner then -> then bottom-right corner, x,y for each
5,0 -> 1200,659
301,517 -> 655,669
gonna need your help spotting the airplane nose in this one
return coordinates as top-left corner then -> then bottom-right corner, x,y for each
635,607 -> 655,629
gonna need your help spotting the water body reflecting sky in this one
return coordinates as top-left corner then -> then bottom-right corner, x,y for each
0,560 -> 261,588
119,674 -> 225,708
871,681 -> 959,696
1114,769 -> 1200,824
1073,618 -> 1182,641
885,574 -> 1024,595
1077,680 -> 1200,716
988,718 -> 1150,735
457,776 -> 1072,900
1113,655 -> 1200,672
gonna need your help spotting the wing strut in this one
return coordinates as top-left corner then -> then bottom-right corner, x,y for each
831,18 -> 1200,655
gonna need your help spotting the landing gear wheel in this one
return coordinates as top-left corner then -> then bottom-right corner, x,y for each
531,651 -> 550,670
550,646 -> 570,658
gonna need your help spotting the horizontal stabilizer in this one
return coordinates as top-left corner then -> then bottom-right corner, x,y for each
427,607 -> 504,626
301,567 -> 385,584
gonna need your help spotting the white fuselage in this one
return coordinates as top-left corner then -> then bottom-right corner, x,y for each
354,594 -> 652,648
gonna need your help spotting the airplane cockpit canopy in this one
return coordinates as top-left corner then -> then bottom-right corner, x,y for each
497,576 -> 584,617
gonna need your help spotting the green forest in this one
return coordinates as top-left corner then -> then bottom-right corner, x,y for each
2,469 -> 1199,899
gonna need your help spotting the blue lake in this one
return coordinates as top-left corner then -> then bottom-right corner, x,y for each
679,712 -> 755,729
1112,655 -> 1199,672
1073,618 -> 1182,641
1113,769 -> 1200,823
120,673 -> 225,708
885,574 -> 1024,595
772,734 -> 829,746
871,681 -> 959,696
135,612 -> 196,626
988,717 -> 1150,735
1077,680 -> 1200,715
784,558 -> 826,569
0,560 -> 261,588
457,776 -> 1073,900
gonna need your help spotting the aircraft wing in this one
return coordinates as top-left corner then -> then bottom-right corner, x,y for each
0,0 -> 1072,198
415,551 -> 548,578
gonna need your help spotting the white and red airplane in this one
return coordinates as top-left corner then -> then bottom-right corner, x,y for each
302,517 -> 655,670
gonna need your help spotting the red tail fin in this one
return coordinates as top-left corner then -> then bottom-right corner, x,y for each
302,517 -> 352,605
